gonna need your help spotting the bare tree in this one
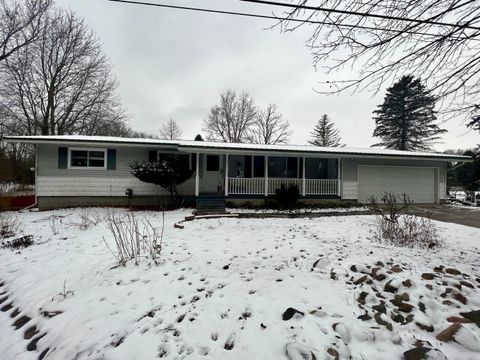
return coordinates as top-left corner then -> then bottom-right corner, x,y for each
0,0 -> 51,63
268,0 -> 480,117
159,118 -> 182,140
203,90 -> 257,142
247,104 -> 290,144
0,8 -> 126,136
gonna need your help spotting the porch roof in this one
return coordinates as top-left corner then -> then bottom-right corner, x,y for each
2,135 -> 471,162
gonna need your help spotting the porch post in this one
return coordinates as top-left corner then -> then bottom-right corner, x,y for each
302,156 -> 306,197
264,155 -> 268,196
195,153 -> 200,197
225,154 -> 229,197
337,157 -> 341,197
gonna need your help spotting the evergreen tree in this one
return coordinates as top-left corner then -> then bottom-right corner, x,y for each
309,114 -> 343,147
194,134 -> 204,141
372,75 -> 446,151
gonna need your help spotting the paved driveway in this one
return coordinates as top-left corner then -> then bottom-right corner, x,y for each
409,205 -> 480,229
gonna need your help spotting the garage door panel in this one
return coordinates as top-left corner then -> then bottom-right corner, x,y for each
358,166 -> 435,204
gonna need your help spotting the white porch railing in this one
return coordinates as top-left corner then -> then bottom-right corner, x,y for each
227,178 -> 339,196
228,177 -> 265,195
305,179 -> 338,195
267,178 -> 302,195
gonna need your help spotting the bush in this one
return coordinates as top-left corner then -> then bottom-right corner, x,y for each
275,184 -> 300,209
103,211 -> 164,265
369,192 -> 442,249
0,214 -> 21,239
1,235 -> 34,249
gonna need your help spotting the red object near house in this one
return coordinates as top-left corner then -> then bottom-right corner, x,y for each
0,195 -> 36,211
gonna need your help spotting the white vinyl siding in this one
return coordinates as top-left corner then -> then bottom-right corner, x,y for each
37,144 -> 195,196
357,166 -> 436,204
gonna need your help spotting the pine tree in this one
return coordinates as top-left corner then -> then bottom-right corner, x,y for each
372,75 -> 446,151
309,114 -> 344,147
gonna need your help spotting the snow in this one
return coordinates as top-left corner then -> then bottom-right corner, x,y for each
3,135 -> 470,160
1,208 -> 480,359
226,206 -> 370,214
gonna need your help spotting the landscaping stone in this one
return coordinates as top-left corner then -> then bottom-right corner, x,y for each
403,347 -> 446,360
415,322 -> 434,332
374,312 -> 392,331
436,323 -> 462,342
445,268 -> 462,276
421,273 -> 435,280
384,279 -> 398,293
353,275 -> 368,285
371,268 -> 387,281
447,316 -> 473,324
453,292 -> 467,305
327,347 -> 339,360
397,302 -> 415,313
460,310 -> 480,327
402,279 -> 413,288
391,265 -> 403,273
282,307 -> 304,321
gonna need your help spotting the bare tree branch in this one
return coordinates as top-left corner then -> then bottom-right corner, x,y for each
159,118 -> 182,140
247,103 -> 291,144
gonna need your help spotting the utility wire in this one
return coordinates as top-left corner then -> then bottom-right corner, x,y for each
239,0 -> 480,31
107,0 -> 479,40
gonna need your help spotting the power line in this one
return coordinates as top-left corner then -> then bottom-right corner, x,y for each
239,0 -> 480,31
107,0 -> 478,40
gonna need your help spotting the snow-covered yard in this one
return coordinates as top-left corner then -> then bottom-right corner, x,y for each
1,208 -> 480,360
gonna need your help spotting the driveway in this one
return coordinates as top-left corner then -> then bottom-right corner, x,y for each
409,205 -> 480,229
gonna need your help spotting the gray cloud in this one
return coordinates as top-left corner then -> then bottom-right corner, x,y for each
57,0 -> 479,150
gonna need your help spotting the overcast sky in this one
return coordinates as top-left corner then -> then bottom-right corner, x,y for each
57,0 -> 479,151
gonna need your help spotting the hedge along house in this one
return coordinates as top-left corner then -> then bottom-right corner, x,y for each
2,135 -> 471,211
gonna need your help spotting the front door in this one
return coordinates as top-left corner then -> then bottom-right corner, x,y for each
200,154 -> 223,193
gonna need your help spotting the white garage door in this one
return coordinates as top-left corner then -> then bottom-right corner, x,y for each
358,166 -> 436,204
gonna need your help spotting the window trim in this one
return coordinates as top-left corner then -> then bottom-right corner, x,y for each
68,147 -> 107,170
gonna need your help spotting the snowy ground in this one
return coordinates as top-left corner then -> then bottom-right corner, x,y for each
1,208 -> 480,360
226,206 -> 370,214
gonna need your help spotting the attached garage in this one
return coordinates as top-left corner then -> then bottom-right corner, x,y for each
358,166 -> 437,204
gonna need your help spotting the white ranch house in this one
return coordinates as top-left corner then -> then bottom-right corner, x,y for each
2,135 -> 470,210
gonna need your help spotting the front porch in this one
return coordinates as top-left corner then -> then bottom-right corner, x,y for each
193,153 -> 341,198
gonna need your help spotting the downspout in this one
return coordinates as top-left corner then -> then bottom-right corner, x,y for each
19,143 -> 38,212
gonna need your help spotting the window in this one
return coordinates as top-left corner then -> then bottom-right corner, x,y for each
69,149 -> 106,169
206,155 -> 219,171
158,152 -> 191,170
253,156 -> 265,177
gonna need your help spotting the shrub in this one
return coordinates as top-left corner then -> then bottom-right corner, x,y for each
275,184 -> 300,209
0,214 -> 21,239
369,192 -> 442,249
1,235 -> 34,249
103,211 -> 164,265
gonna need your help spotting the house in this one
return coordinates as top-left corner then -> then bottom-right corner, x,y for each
2,135 -> 471,210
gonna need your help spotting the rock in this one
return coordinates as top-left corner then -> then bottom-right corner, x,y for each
374,312 -> 392,331
459,310 -> 480,328
371,268 -> 387,281
419,302 -> 426,313
415,322 -> 434,332
460,280 -> 474,289
350,265 -> 358,272
173,223 -> 184,229
376,261 -> 385,267
260,323 -> 267,329
445,268 -> 461,276
222,264 -> 230,270
391,293 -> 410,305
354,275 -> 368,285
436,323 -> 462,342
447,316 -> 473,324
357,313 -> 372,321
357,291 -> 369,305
327,347 -> 339,360
434,265 -> 445,273
332,322 -> 351,343
391,265 -> 403,273
425,284 -> 433,290
372,303 -> 387,314
391,313 -> 405,324
421,273 -> 435,280
453,292 -> 467,305
285,343 -> 316,360
403,347 -> 446,360
398,302 -> 415,313
384,279 -> 398,293
403,279 -> 413,288
282,307 -> 304,321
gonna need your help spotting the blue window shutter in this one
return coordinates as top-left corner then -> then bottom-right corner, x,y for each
148,150 -> 157,162
58,147 -> 68,169
107,149 -> 116,170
